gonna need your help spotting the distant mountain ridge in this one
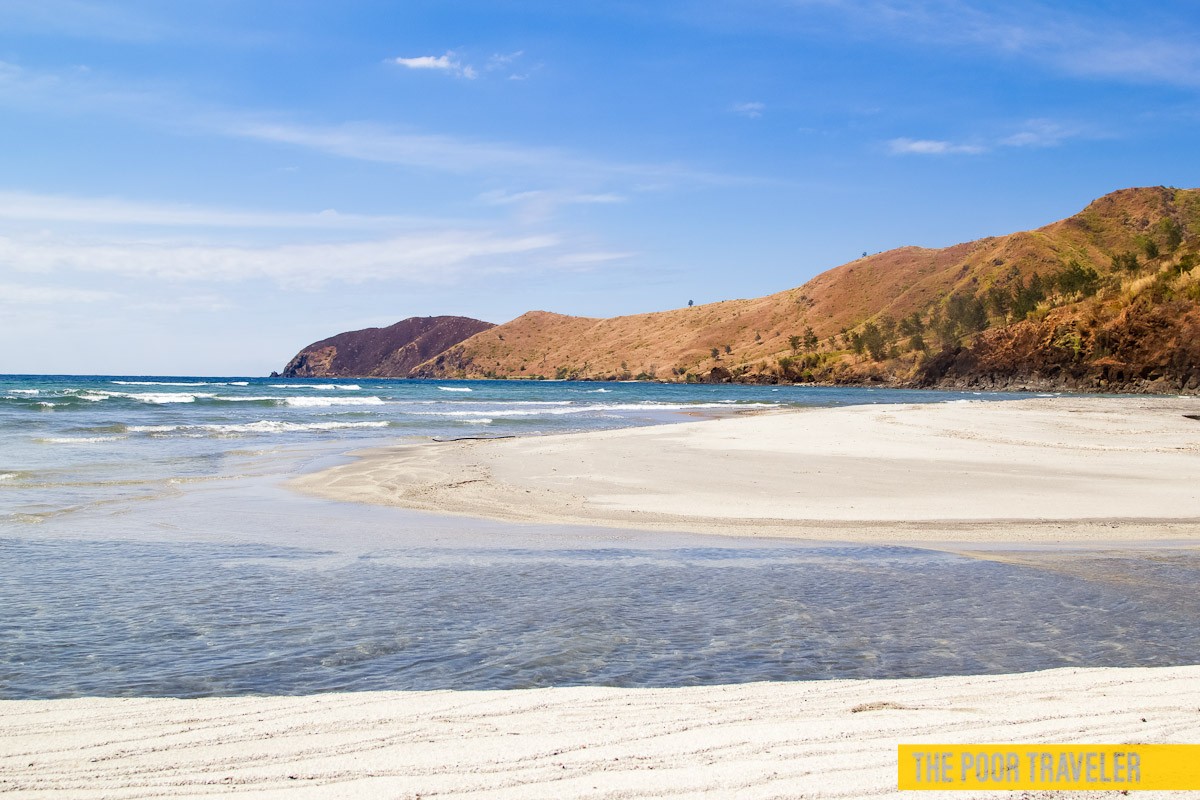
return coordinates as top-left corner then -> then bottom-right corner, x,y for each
280,187 -> 1200,394
278,316 -> 494,378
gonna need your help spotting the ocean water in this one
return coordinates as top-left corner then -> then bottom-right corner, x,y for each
0,374 -> 1035,526
2,374 -> 1197,699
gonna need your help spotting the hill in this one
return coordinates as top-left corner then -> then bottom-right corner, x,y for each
278,316 -> 495,378
411,186 -> 1200,393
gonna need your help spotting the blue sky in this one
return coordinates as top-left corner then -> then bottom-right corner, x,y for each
2,0 -> 1198,374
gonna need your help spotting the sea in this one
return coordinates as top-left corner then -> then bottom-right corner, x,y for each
2,375 -> 1198,699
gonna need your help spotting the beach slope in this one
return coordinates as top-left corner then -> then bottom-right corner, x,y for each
3,666 -> 1198,799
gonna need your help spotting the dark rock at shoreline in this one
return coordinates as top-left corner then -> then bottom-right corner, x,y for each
280,316 -> 495,378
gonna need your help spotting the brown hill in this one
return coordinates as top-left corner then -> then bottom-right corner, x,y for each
413,186 -> 1200,393
279,316 -> 494,378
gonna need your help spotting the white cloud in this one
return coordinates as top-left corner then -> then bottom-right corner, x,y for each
478,188 -> 627,224
0,230 -> 561,289
486,50 -> 538,80
888,118 -> 1090,156
775,0 -> 1200,87
555,251 -> 634,267
0,282 -> 118,305
888,137 -> 986,155
487,51 -> 524,69
226,118 -> 753,186
0,190 -> 439,230
389,51 -> 477,79
0,60 -> 758,188
999,119 -> 1079,148
731,101 -> 765,118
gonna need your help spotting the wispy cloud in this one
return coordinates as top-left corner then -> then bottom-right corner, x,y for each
478,188 -> 625,222
224,117 -> 756,186
777,0 -> 1200,87
998,119 -> 1080,148
0,190 -> 441,230
888,137 -> 985,156
389,51 -> 477,79
0,59 -> 759,188
0,230 -> 566,289
888,118 -> 1090,156
731,101 -> 765,118
0,282 -> 118,305
486,50 -> 539,81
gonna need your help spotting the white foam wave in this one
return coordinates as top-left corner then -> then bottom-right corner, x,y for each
412,401 -> 778,418
438,386 -> 472,392
128,392 -> 215,404
280,396 -> 385,407
0,472 -> 18,481
442,400 -> 570,406
268,384 -> 361,390
35,401 -> 63,408
38,436 -> 125,444
113,381 -> 214,386
130,420 -> 390,435
229,381 -> 249,386
585,388 -> 612,393
80,390 -> 215,404
460,417 -> 494,424
10,388 -> 39,395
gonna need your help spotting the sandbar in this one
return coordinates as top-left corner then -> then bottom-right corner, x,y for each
293,396 -> 1200,544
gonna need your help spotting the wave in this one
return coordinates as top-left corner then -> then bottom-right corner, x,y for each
409,401 -> 778,418
0,472 -> 18,481
438,387 -> 472,392
78,390 -> 216,404
440,400 -> 571,406
268,384 -> 361,391
9,388 -> 39,395
129,420 -> 390,435
280,396 -> 385,407
112,381 -> 219,387
9,390 -> 385,407
459,417 -> 493,424
118,392 -> 216,404
37,436 -> 126,444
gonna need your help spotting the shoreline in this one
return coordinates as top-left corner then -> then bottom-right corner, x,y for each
292,396 -> 1200,546
5,665 -> 1198,799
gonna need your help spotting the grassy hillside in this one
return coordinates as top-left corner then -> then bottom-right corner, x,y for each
414,186 -> 1200,393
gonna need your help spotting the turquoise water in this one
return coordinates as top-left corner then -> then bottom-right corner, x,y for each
3,375 -> 1197,699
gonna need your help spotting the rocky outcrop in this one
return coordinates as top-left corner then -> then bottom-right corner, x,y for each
280,316 -> 495,378
916,297 -> 1200,394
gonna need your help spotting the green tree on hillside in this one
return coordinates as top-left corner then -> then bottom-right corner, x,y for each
860,322 -> 886,361
1052,260 -> 1101,297
1112,252 -> 1140,272
802,326 -> 819,352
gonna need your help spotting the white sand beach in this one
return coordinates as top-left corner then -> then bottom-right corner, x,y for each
294,396 -> 1200,544
4,665 -> 1199,799
9,396 -> 1200,798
